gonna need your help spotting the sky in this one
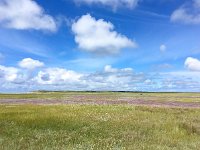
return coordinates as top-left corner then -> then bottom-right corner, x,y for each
0,0 -> 200,92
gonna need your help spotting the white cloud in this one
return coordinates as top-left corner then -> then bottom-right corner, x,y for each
0,63 -> 144,91
104,65 -> 118,73
1,62 -> 200,92
75,0 -> 139,10
144,79 -> 152,84
171,0 -> 200,25
155,71 -> 200,92
35,68 -> 83,85
83,65 -> 143,91
72,14 -> 136,54
0,0 -> 57,31
160,44 -> 166,52
0,65 -> 19,82
185,57 -> 200,71
18,58 -> 44,70
104,65 -> 133,73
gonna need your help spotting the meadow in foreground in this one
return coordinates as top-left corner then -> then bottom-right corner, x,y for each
0,105 -> 200,150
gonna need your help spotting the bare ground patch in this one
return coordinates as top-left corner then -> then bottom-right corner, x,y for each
1,98 -> 200,108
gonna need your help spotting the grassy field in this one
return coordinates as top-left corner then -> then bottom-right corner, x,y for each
0,92 -> 200,149
0,105 -> 200,149
1,91 -> 200,102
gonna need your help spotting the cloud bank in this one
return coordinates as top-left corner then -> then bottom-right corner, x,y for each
1,58 -> 200,92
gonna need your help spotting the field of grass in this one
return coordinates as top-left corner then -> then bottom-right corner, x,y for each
0,104 -> 200,150
0,92 -> 200,149
1,91 -> 200,102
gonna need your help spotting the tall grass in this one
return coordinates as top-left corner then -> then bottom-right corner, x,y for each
0,105 -> 200,149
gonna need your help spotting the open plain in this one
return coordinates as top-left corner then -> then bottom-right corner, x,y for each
0,92 -> 200,150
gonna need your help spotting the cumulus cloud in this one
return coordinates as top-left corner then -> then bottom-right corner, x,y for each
185,57 -> 200,71
171,0 -> 200,25
155,71 -> 200,92
160,44 -> 166,52
0,65 -> 19,82
35,68 -> 83,85
18,58 -> 44,70
1,59 -> 200,92
74,0 -> 139,10
0,62 -> 145,91
82,65 -> 143,91
72,14 -> 136,54
0,64 -> 36,93
0,65 -> 27,85
34,65 -> 139,91
0,0 -> 57,31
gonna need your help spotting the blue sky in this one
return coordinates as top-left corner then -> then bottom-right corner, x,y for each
0,0 -> 200,92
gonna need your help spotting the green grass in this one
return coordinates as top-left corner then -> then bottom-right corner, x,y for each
1,105 -> 200,149
1,91 -> 200,102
